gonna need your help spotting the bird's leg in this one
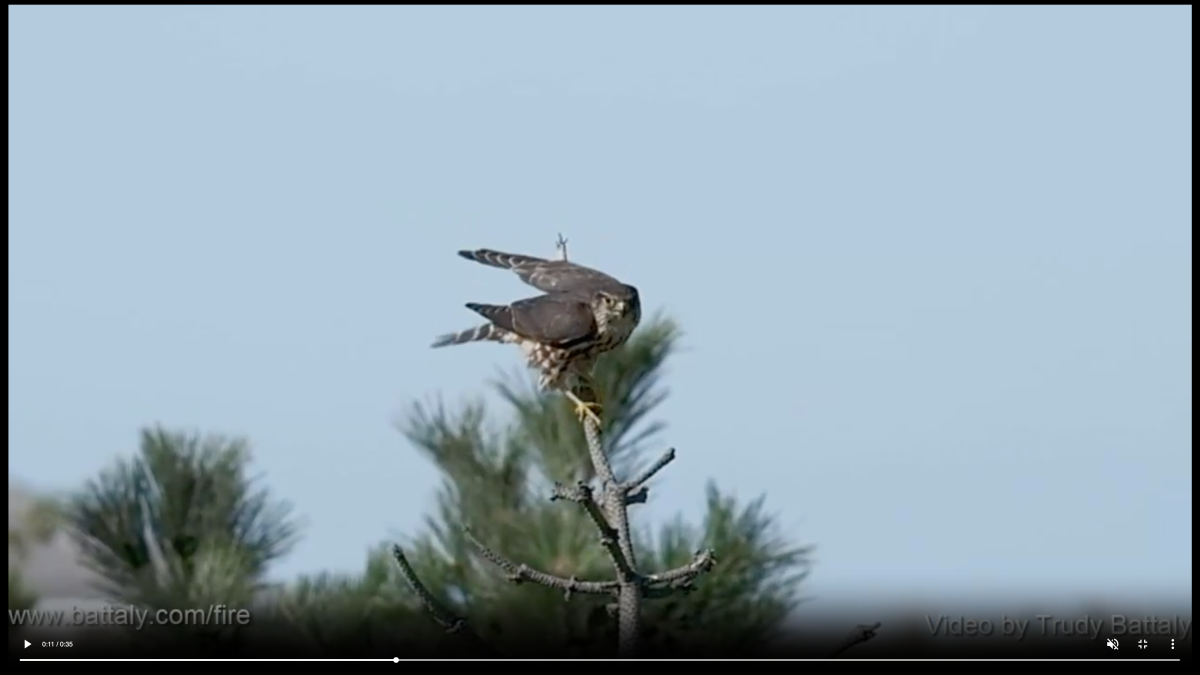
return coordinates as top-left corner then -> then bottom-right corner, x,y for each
564,389 -> 603,427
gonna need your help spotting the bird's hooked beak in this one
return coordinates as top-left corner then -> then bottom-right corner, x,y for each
598,291 -> 627,313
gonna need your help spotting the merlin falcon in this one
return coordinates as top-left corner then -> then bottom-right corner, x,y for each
431,247 -> 642,426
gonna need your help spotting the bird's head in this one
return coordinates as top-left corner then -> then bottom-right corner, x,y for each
597,284 -> 641,326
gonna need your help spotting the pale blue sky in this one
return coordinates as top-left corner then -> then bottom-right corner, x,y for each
9,6 -> 1191,612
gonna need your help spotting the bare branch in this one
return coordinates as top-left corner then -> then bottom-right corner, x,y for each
551,481 -> 637,583
829,621 -> 882,657
620,448 -> 676,496
390,544 -> 498,654
581,412 -> 619,487
577,414 -> 644,657
462,526 -> 616,595
624,486 -> 649,505
642,549 -> 717,592
390,545 -> 465,633
556,233 -> 569,261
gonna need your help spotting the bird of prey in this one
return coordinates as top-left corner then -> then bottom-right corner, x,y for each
432,247 -> 642,426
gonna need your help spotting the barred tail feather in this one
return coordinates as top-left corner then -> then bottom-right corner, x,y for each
458,249 -> 546,270
464,302 -> 510,324
430,324 -> 503,348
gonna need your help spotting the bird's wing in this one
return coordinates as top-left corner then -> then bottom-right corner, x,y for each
458,248 -> 621,294
466,294 -> 597,348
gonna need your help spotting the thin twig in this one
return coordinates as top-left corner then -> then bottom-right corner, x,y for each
461,526 -> 617,595
390,545 -> 465,633
829,621 -> 882,657
642,549 -> 717,591
620,448 -> 676,495
556,233 -> 569,261
624,486 -> 649,505
389,545 -> 498,654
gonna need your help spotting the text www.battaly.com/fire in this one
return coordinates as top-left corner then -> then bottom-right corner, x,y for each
10,605 -> 251,631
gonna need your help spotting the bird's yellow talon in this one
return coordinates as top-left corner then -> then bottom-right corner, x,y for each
575,401 -> 603,426
565,392 -> 604,426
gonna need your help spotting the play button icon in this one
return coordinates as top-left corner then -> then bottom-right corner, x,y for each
24,640 -> 31,648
